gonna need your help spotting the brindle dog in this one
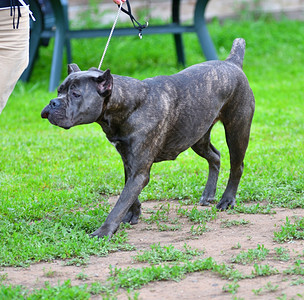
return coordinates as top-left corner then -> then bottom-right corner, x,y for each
41,38 -> 255,238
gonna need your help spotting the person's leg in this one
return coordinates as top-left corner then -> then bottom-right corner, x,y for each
0,7 -> 29,114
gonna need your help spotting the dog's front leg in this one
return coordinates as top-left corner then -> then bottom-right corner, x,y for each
90,172 -> 150,239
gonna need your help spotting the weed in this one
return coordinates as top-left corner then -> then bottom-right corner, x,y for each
220,219 -> 250,228
290,278 -> 304,286
0,280 -> 91,299
231,243 -> 242,250
252,287 -> 263,295
252,282 -> 279,295
0,285 -> 27,298
156,221 -> 181,231
0,273 -> 8,282
277,294 -> 288,300
39,280 -> 90,298
120,222 -> 132,230
190,224 -> 208,235
231,244 -> 269,264
89,282 -> 117,297
252,264 -> 279,276
109,263 -> 186,289
142,203 -> 171,224
109,257 -> 244,289
274,247 -> 290,261
133,243 -> 203,264
213,263 -> 244,281
89,282 -> 104,295
76,271 -> 89,281
43,268 -> 57,278
64,256 -> 90,267
229,203 -> 275,215
127,289 -> 140,300
284,260 -> 304,276
222,281 -> 240,294
264,281 -> 279,292
177,205 -> 218,224
274,217 -> 304,243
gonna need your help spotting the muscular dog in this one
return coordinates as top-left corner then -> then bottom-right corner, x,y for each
41,38 -> 255,238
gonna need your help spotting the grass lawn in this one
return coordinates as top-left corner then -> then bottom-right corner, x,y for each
0,15 -> 303,299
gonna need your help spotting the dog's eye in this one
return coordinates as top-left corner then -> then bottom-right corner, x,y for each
72,91 -> 81,98
57,85 -> 64,95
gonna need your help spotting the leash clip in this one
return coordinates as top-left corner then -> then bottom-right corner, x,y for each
121,0 -> 148,39
138,22 -> 148,39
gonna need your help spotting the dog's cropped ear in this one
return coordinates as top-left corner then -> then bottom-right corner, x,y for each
68,63 -> 81,75
95,69 -> 113,98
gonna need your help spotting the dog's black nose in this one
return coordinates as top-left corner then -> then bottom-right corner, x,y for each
41,109 -> 49,119
50,99 -> 61,109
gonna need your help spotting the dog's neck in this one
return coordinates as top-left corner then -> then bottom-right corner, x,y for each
112,75 -> 146,111
96,75 -> 147,135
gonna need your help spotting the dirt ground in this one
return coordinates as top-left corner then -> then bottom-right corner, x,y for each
2,198 -> 304,299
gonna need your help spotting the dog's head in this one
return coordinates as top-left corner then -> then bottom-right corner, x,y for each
41,64 -> 113,129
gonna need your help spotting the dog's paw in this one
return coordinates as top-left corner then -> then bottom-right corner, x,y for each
122,202 -> 141,225
122,208 -> 141,225
199,197 -> 216,206
216,197 -> 235,210
89,225 -> 115,239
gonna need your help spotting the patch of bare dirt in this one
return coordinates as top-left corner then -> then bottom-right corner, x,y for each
2,198 -> 304,299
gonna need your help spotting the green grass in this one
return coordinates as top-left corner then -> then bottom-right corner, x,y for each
220,218 -> 250,228
273,247 -> 290,261
252,281 -> 279,295
0,281 -> 90,299
133,243 -> 203,263
284,260 -> 304,276
251,264 -> 279,277
231,244 -> 270,265
108,256 -> 245,290
274,217 -> 304,242
0,15 -> 304,298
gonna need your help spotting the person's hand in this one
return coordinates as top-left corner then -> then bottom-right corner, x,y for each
113,0 -> 126,4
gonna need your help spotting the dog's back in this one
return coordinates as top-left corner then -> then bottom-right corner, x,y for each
147,38 -> 254,161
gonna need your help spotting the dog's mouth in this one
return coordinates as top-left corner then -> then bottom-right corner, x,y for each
41,105 -> 71,130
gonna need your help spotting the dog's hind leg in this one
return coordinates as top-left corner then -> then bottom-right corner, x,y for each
122,199 -> 141,224
122,165 -> 142,225
216,103 -> 254,210
192,126 -> 221,206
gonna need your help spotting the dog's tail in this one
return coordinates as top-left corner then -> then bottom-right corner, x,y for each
226,38 -> 246,69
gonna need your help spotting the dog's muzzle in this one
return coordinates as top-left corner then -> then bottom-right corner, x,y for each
41,99 -> 61,119
41,106 -> 50,119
